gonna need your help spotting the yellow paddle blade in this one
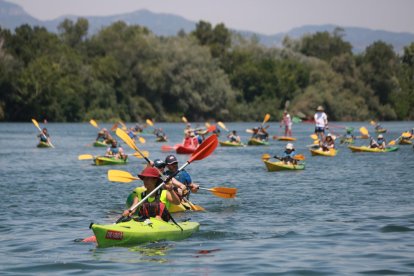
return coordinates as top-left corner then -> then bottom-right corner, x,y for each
181,116 -> 188,123
116,128 -> 139,152
132,151 -> 149,158
310,134 -> 318,140
138,136 -> 146,144
294,154 -> 305,161
78,154 -> 94,160
209,187 -> 237,199
146,119 -> 154,126
31,118 -> 40,129
107,170 -> 139,183
205,122 -> 211,128
89,119 -> 99,128
263,113 -> 271,125
218,121 -> 229,132
370,120 -> 376,126
359,127 -> 369,136
313,139 -> 320,144
183,199 -> 205,211
402,132 -> 411,138
388,140 -> 396,146
262,153 -> 271,160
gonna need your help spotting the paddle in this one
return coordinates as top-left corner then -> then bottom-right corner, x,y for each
181,116 -> 188,124
218,121 -> 229,132
161,144 -> 180,151
78,152 -> 149,160
116,128 -> 151,164
246,129 -> 254,134
359,127 -> 369,137
310,134 -> 318,140
116,134 -> 218,223
119,121 -> 127,131
146,119 -> 154,127
32,119 -> 55,148
261,113 -> 271,127
389,132 -> 411,145
198,187 -> 237,199
261,153 -> 305,161
89,119 -> 99,129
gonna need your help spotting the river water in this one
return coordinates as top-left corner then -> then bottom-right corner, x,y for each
0,121 -> 413,275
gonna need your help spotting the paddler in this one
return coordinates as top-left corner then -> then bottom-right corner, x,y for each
164,155 -> 199,199
320,133 -> 335,151
96,128 -> 112,143
122,167 -> 180,221
280,110 -> 293,137
106,139 -> 127,160
276,143 -> 297,164
38,127 -> 52,144
370,134 -> 386,149
227,130 -> 241,143
314,105 -> 328,141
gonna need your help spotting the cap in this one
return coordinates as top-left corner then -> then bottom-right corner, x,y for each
378,134 -> 383,139
138,167 -> 160,180
316,106 -> 324,111
153,159 -> 166,169
286,143 -> 294,150
165,155 -> 178,165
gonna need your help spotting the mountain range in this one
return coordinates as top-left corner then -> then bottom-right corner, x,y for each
1,0 -> 414,53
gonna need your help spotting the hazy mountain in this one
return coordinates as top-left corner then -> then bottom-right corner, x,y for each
1,0 -> 413,53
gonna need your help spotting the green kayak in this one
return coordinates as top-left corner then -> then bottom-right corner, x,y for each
219,141 -> 245,147
264,160 -> 305,171
247,138 -> 269,146
37,141 -> 51,148
348,145 -> 399,152
91,218 -> 199,247
93,141 -> 108,147
94,156 -> 128,166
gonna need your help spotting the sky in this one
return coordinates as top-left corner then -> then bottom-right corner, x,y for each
6,0 -> 414,35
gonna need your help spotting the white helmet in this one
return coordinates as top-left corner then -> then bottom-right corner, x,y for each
286,143 -> 294,150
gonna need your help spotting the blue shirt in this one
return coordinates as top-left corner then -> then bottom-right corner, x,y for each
281,150 -> 296,159
166,169 -> 192,187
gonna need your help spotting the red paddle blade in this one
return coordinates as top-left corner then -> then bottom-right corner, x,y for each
189,135 -> 218,163
207,125 -> 217,132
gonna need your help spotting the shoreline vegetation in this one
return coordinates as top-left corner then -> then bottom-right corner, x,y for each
1,19 -> 413,122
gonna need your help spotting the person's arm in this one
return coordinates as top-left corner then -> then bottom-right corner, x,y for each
164,181 -> 181,205
123,196 -> 138,217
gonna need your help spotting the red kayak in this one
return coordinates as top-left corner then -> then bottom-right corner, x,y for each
176,145 -> 196,154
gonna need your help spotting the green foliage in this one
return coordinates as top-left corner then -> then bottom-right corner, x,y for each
0,19 -> 412,122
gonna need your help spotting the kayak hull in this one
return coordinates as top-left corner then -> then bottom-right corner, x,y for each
219,141 -> 245,147
275,136 -> 297,141
93,141 -> 108,147
264,160 -> 305,171
399,139 -> 412,145
310,148 -> 337,157
248,138 -> 269,146
375,128 -> 387,133
348,145 -> 399,152
37,141 -> 51,148
156,137 -> 168,142
94,156 -> 128,165
91,218 -> 199,247
176,145 -> 196,154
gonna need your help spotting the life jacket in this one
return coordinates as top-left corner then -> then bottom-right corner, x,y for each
109,146 -> 119,155
139,189 -> 171,222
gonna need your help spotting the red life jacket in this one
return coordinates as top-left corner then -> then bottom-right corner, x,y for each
139,189 -> 171,222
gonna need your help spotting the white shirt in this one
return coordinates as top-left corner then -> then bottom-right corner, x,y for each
314,112 -> 328,128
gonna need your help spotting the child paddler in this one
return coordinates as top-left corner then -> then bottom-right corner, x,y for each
106,139 -> 127,160
122,167 -> 180,222
275,143 -> 297,164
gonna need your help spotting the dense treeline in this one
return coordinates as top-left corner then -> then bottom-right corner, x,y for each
0,19 -> 413,122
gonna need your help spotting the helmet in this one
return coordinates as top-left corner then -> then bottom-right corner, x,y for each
316,106 -> 324,111
153,159 -> 166,169
286,143 -> 294,150
165,155 -> 178,165
138,167 -> 160,179
378,134 -> 383,139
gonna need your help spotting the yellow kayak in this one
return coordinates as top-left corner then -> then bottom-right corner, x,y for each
263,160 -> 305,171
399,139 -> 412,145
348,145 -> 399,152
273,136 -> 297,141
310,148 -> 337,157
